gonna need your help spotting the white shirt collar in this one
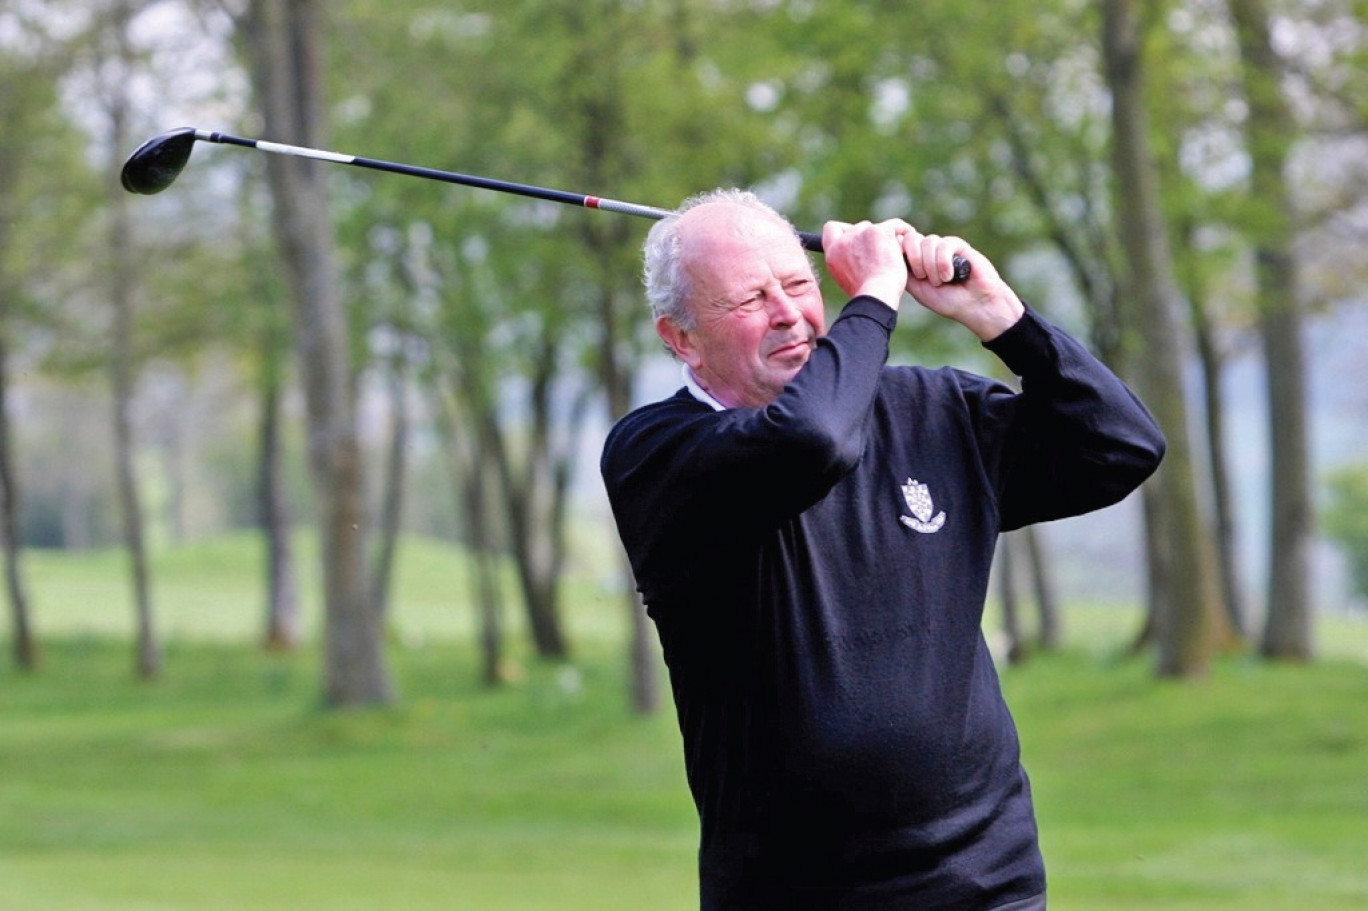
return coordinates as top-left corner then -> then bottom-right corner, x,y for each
682,364 -> 727,411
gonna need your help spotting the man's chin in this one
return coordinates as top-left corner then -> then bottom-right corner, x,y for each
768,365 -> 805,392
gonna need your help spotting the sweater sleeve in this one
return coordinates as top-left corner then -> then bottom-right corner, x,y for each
976,306 -> 1166,530
605,296 -> 896,510
601,297 -> 897,600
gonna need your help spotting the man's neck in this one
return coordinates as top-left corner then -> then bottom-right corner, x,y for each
682,365 -> 727,411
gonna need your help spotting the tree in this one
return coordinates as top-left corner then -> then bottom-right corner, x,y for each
548,0 -> 659,709
242,203 -> 302,652
1228,0 -> 1315,661
242,0 -> 394,706
1150,4 -> 1256,640
428,229 -> 589,663
324,0 -> 801,706
92,0 -> 160,679
431,371 -> 509,688
0,10 -> 78,670
323,0 -> 587,668
1102,0 -> 1230,676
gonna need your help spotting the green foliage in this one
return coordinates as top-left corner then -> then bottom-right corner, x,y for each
0,23 -> 104,357
1323,463 -> 1368,600
4,0 -> 1364,684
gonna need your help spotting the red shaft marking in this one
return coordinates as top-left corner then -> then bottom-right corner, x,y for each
584,196 -> 601,208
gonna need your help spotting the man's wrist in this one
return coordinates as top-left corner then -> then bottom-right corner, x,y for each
855,275 -> 905,311
966,293 -> 1026,342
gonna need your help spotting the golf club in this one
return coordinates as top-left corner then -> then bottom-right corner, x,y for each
122,127 -> 970,282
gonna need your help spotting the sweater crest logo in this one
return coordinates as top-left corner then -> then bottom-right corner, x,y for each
899,478 -> 946,534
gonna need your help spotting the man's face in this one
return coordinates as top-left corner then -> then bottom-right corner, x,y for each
657,203 -> 827,409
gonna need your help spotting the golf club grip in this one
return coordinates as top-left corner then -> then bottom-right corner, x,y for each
798,231 -> 971,284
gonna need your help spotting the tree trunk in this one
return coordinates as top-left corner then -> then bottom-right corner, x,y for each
432,384 -> 506,687
0,122 -> 36,671
990,90 -> 1133,651
596,282 -> 659,714
0,330 -> 36,671
1257,285 -> 1313,659
996,534 -> 1027,665
478,335 -> 577,662
1228,0 -> 1315,661
258,314 -> 300,651
242,167 -> 301,652
1185,245 -> 1249,641
1102,0 -> 1229,677
245,0 -> 392,706
1023,526 -> 1061,652
370,358 -> 409,618
466,450 -> 506,687
556,0 -> 660,714
105,0 -> 158,680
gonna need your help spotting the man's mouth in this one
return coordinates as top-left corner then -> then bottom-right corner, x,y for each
768,338 -> 812,360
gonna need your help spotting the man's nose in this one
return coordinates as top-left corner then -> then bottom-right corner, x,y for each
766,291 -> 801,326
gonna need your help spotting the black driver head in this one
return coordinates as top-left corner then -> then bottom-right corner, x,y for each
120,127 -> 198,195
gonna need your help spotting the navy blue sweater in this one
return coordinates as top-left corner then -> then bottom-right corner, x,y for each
601,297 -> 1165,910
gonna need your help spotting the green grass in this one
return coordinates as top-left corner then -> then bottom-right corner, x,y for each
17,531 -> 624,645
3,535 -> 1368,909
1,640 -> 699,911
1008,655 -> 1368,909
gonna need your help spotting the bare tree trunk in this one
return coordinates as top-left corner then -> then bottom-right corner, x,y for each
476,335 -> 580,662
0,335 -> 36,671
555,0 -> 660,713
403,228 -> 508,685
466,452 -> 506,687
1103,0 -> 1229,677
1228,0 -> 1315,661
996,535 -> 1027,665
990,90 -> 1148,650
258,314 -> 300,651
432,384 -> 506,687
1128,486 -> 1164,656
1023,526 -> 1061,652
104,0 -> 158,679
0,117 -> 36,671
370,358 -> 409,618
593,279 -> 657,712
596,282 -> 659,714
245,0 -> 392,706
436,318 -> 547,670
1186,258 -> 1249,641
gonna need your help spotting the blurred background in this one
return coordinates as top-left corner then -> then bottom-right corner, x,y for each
1,1 -> 1366,909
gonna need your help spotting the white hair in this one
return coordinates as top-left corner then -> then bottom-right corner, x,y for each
642,188 -> 799,331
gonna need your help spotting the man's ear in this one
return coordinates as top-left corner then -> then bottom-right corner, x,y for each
656,316 -> 701,368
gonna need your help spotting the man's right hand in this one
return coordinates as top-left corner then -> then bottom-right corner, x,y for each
821,219 -> 911,310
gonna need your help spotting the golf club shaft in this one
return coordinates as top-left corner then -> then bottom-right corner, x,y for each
181,129 -> 968,278
195,130 -> 828,251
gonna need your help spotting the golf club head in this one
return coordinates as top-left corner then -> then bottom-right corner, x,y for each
120,128 -> 198,194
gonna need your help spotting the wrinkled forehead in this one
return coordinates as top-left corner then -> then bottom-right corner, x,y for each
677,203 -> 809,289
676,202 -> 794,254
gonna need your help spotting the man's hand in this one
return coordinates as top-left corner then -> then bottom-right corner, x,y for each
821,219 -> 910,311
900,231 -> 1025,341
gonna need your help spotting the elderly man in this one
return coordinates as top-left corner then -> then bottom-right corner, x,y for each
600,189 -> 1164,910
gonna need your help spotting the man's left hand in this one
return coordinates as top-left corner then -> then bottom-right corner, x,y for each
900,230 -> 1025,342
